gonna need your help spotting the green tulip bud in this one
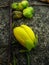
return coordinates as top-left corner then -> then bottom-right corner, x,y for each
11,2 -> 18,10
13,11 -> 23,19
18,3 -> 24,10
23,7 -> 34,18
21,1 -> 29,9
11,2 -> 24,10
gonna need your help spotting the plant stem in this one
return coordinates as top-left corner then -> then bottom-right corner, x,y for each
13,53 -> 17,65
30,2 -> 49,6
26,52 -> 30,65
0,2 -> 49,8
13,57 -> 16,65
19,50 -> 30,65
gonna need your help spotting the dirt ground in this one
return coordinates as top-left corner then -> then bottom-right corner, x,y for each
0,0 -> 49,65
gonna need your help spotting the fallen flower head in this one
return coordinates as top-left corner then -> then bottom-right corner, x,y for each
13,25 -> 38,51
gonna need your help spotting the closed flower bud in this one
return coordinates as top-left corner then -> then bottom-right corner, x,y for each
11,2 -> 18,10
13,11 -> 23,19
23,7 -> 34,18
21,1 -> 29,9
13,25 -> 38,51
11,2 -> 23,10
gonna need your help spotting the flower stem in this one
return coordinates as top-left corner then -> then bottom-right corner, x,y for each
26,52 -> 30,65
13,53 -> 17,65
